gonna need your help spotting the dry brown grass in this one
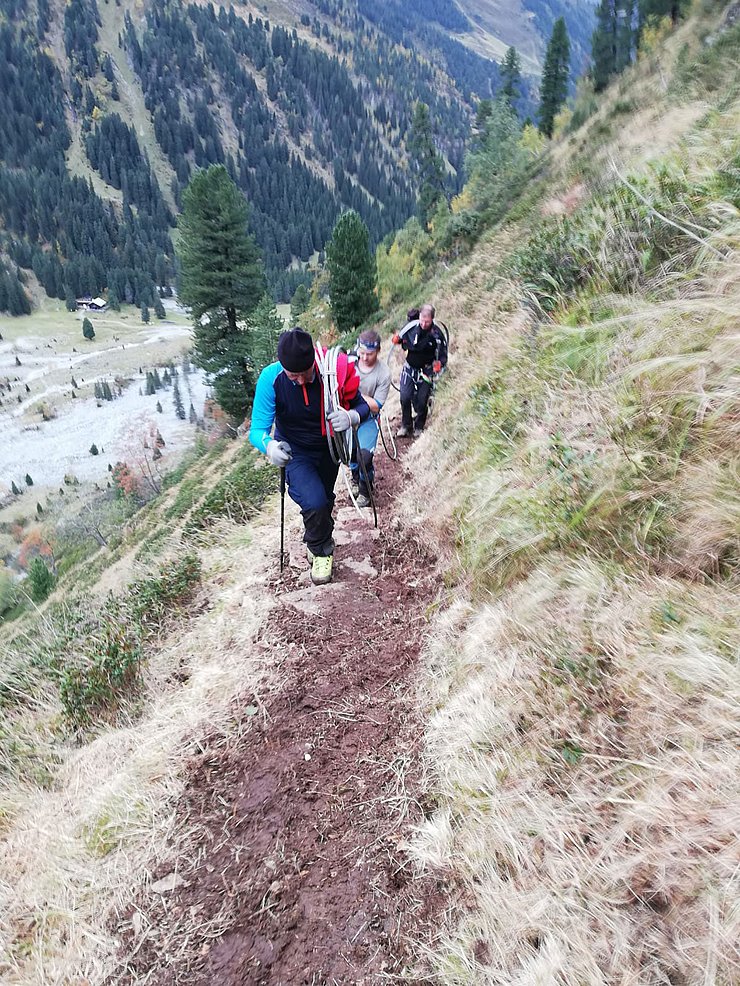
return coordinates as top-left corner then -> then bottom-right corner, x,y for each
407,561 -> 739,983
0,510 -> 282,984
395,12 -> 740,983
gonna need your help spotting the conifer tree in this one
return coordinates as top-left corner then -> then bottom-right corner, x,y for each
177,164 -> 266,418
248,294 -> 284,376
618,0 -> 637,72
538,18 -> 571,138
592,0 -> 637,90
326,211 -> 378,335
28,557 -> 54,602
500,47 -> 522,109
25,474 -> 33,486
409,102 -> 446,227
290,283 -> 309,320
82,317 -> 95,339
172,378 -> 186,419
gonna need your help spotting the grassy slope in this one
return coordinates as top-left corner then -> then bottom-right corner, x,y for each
456,0 -> 542,71
398,7 -> 740,983
1,5 -> 738,984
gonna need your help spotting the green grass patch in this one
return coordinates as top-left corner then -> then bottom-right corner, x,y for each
4,553 -> 202,730
164,475 -> 206,521
184,451 -> 277,535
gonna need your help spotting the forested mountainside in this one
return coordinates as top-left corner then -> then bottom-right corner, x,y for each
0,0 -> 589,314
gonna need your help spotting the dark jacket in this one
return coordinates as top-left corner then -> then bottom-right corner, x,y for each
399,320 -> 448,371
250,354 -> 369,453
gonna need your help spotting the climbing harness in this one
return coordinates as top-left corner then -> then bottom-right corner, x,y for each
386,319 -> 450,393
315,344 -> 378,527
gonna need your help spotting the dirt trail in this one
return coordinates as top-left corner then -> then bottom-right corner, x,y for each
111,447 -> 444,984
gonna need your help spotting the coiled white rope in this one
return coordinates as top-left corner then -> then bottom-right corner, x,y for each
315,344 -> 372,516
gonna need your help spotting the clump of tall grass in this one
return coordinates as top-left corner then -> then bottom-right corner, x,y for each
2,553 -> 202,732
184,449 -> 277,535
410,560 -> 739,983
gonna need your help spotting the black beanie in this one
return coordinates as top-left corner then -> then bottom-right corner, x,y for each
277,327 -> 315,372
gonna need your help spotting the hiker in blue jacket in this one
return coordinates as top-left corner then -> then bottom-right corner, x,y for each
249,327 -> 370,585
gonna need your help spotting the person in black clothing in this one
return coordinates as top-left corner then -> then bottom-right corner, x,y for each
392,303 -> 448,437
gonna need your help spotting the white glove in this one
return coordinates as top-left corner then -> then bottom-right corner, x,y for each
266,439 -> 292,467
328,407 -> 360,432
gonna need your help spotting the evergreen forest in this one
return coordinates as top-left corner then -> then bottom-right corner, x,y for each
0,0 -> 572,312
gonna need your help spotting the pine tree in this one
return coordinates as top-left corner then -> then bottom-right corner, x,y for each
172,378 -> 186,419
618,0 -> 637,72
326,211 -> 378,335
177,165 -> 266,418
538,18 -> 571,138
592,0 -> 618,90
25,473 -> 33,486
500,47 -> 522,109
141,303 -> 150,323
248,293 -> 284,376
28,557 -> 54,602
409,102 -> 446,228
82,317 -> 95,340
290,283 -> 309,321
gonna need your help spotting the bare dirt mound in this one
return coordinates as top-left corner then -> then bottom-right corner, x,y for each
111,450 -> 445,985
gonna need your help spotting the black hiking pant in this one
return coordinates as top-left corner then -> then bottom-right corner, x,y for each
285,444 -> 339,556
400,364 -> 433,432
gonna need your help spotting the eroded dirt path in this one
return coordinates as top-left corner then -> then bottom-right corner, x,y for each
112,449 -> 443,984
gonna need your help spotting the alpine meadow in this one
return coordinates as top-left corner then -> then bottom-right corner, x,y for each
1,0 -> 739,984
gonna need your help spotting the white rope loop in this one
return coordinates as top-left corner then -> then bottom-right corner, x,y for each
315,344 -> 354,466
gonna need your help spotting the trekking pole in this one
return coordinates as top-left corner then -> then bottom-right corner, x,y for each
279,466 -> 286,572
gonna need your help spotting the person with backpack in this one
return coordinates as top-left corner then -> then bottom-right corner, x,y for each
350,328 -> 392,507
249,327 -> 370,585
392,303 -> 448,437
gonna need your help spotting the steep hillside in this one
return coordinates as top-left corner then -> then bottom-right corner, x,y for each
1,3 -> 738,985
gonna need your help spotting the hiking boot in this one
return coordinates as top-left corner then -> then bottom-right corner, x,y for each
310,553 -> 333,585
356,492 -> 371,508
397,425 -> 411,438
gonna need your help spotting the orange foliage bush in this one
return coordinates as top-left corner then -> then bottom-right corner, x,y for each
112,461 -> 139,498
18,530 -> 55,570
